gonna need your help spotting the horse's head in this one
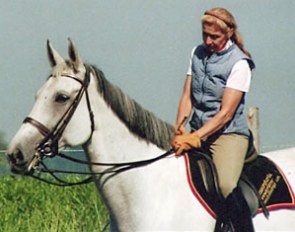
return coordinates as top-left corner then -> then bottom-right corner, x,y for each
7,39 -> 94,175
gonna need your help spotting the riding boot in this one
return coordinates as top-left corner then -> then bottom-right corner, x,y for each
214,217 -> 233,232
213,201 -> 234,232
225,187 -> 255,232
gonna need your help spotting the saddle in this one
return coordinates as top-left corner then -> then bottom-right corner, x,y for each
185,147 -> 295,219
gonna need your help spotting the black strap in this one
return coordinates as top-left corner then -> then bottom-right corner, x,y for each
32,149 -> 175,187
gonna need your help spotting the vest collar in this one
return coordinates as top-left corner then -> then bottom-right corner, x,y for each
202,40 -> 235,57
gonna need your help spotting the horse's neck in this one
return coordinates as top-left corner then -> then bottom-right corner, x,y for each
84,72 -> 167,163
83,82 -> 193,229
85,97 -> 164,226
87,97 -> 163,163
84,84 -> 165,184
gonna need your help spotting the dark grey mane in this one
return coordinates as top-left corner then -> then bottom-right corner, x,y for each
88,65 -> 174,151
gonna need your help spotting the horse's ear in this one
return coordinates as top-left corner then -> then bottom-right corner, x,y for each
68,38 -> 83,72
47,40 -> 65,67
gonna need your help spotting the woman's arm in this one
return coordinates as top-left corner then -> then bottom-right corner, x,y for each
195,87 -> 244,139
175,75 -> 193,130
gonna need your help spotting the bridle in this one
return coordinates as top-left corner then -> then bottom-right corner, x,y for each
24,65 -> 94,169
23,65 -> 174,186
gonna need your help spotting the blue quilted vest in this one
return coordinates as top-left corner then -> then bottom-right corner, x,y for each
190,43 -> 255,136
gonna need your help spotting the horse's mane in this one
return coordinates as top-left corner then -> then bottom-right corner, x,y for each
89,65 -> 174,151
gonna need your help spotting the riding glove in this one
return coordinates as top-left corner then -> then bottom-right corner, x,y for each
171,132 -> 201,156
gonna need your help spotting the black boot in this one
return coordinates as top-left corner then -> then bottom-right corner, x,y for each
214,217 -> 233,232
213,196 -> 233,232
225,187 -> 255,232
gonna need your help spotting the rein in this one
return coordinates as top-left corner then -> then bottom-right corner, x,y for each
31,149 -> 175,186
23,65 -> 175,186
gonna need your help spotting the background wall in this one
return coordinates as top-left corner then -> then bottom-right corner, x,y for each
1,0 -> 294,152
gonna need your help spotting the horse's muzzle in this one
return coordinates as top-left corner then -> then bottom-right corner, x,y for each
7,150 -> 34,175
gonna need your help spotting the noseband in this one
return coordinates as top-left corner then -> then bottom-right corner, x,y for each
24,65 -> 95,172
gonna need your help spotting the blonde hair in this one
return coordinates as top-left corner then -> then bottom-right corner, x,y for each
201,7 -> 251,57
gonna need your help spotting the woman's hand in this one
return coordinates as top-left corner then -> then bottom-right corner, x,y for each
171,132 -> 201,156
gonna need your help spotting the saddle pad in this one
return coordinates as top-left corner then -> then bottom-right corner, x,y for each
184,152 -> 295,219
243,155 -> 295,212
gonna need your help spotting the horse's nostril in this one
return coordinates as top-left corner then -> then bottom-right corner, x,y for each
7,150 -> 29,175
15,151 -> 24,162
7,153 -> 16,164
8,150 -> 25,165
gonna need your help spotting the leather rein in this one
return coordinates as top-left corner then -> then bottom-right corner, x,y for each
24,65 -> 174,186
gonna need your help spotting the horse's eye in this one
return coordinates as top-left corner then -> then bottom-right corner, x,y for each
55,94 -> 70,103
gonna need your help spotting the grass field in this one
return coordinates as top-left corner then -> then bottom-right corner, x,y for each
0,175 -> 109,232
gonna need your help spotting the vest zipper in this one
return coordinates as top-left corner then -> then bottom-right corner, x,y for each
200,55 -> 210,123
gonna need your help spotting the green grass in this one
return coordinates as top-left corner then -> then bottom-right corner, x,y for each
0,175 -> 109,232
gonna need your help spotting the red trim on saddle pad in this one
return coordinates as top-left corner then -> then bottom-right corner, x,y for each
256,156 -> 295,213
184,154 -> 217,219
183,153 -> 295,219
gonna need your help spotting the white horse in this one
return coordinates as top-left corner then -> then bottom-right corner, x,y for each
7,39 -> 295,231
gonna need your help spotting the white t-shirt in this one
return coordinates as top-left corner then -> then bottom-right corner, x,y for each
186,41 -> 252,92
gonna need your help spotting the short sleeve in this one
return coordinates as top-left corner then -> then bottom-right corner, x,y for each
186,47 -> 197,76
226,59 -> 252,92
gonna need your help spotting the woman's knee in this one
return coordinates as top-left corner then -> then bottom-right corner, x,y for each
219,180 -> 237,198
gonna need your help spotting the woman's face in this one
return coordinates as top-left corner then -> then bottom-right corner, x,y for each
202,22 -> 229,53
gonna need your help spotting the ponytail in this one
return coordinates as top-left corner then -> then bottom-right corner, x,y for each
232,31 -> 252,58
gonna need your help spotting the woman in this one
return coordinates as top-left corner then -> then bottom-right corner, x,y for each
171,7 -> 255,232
